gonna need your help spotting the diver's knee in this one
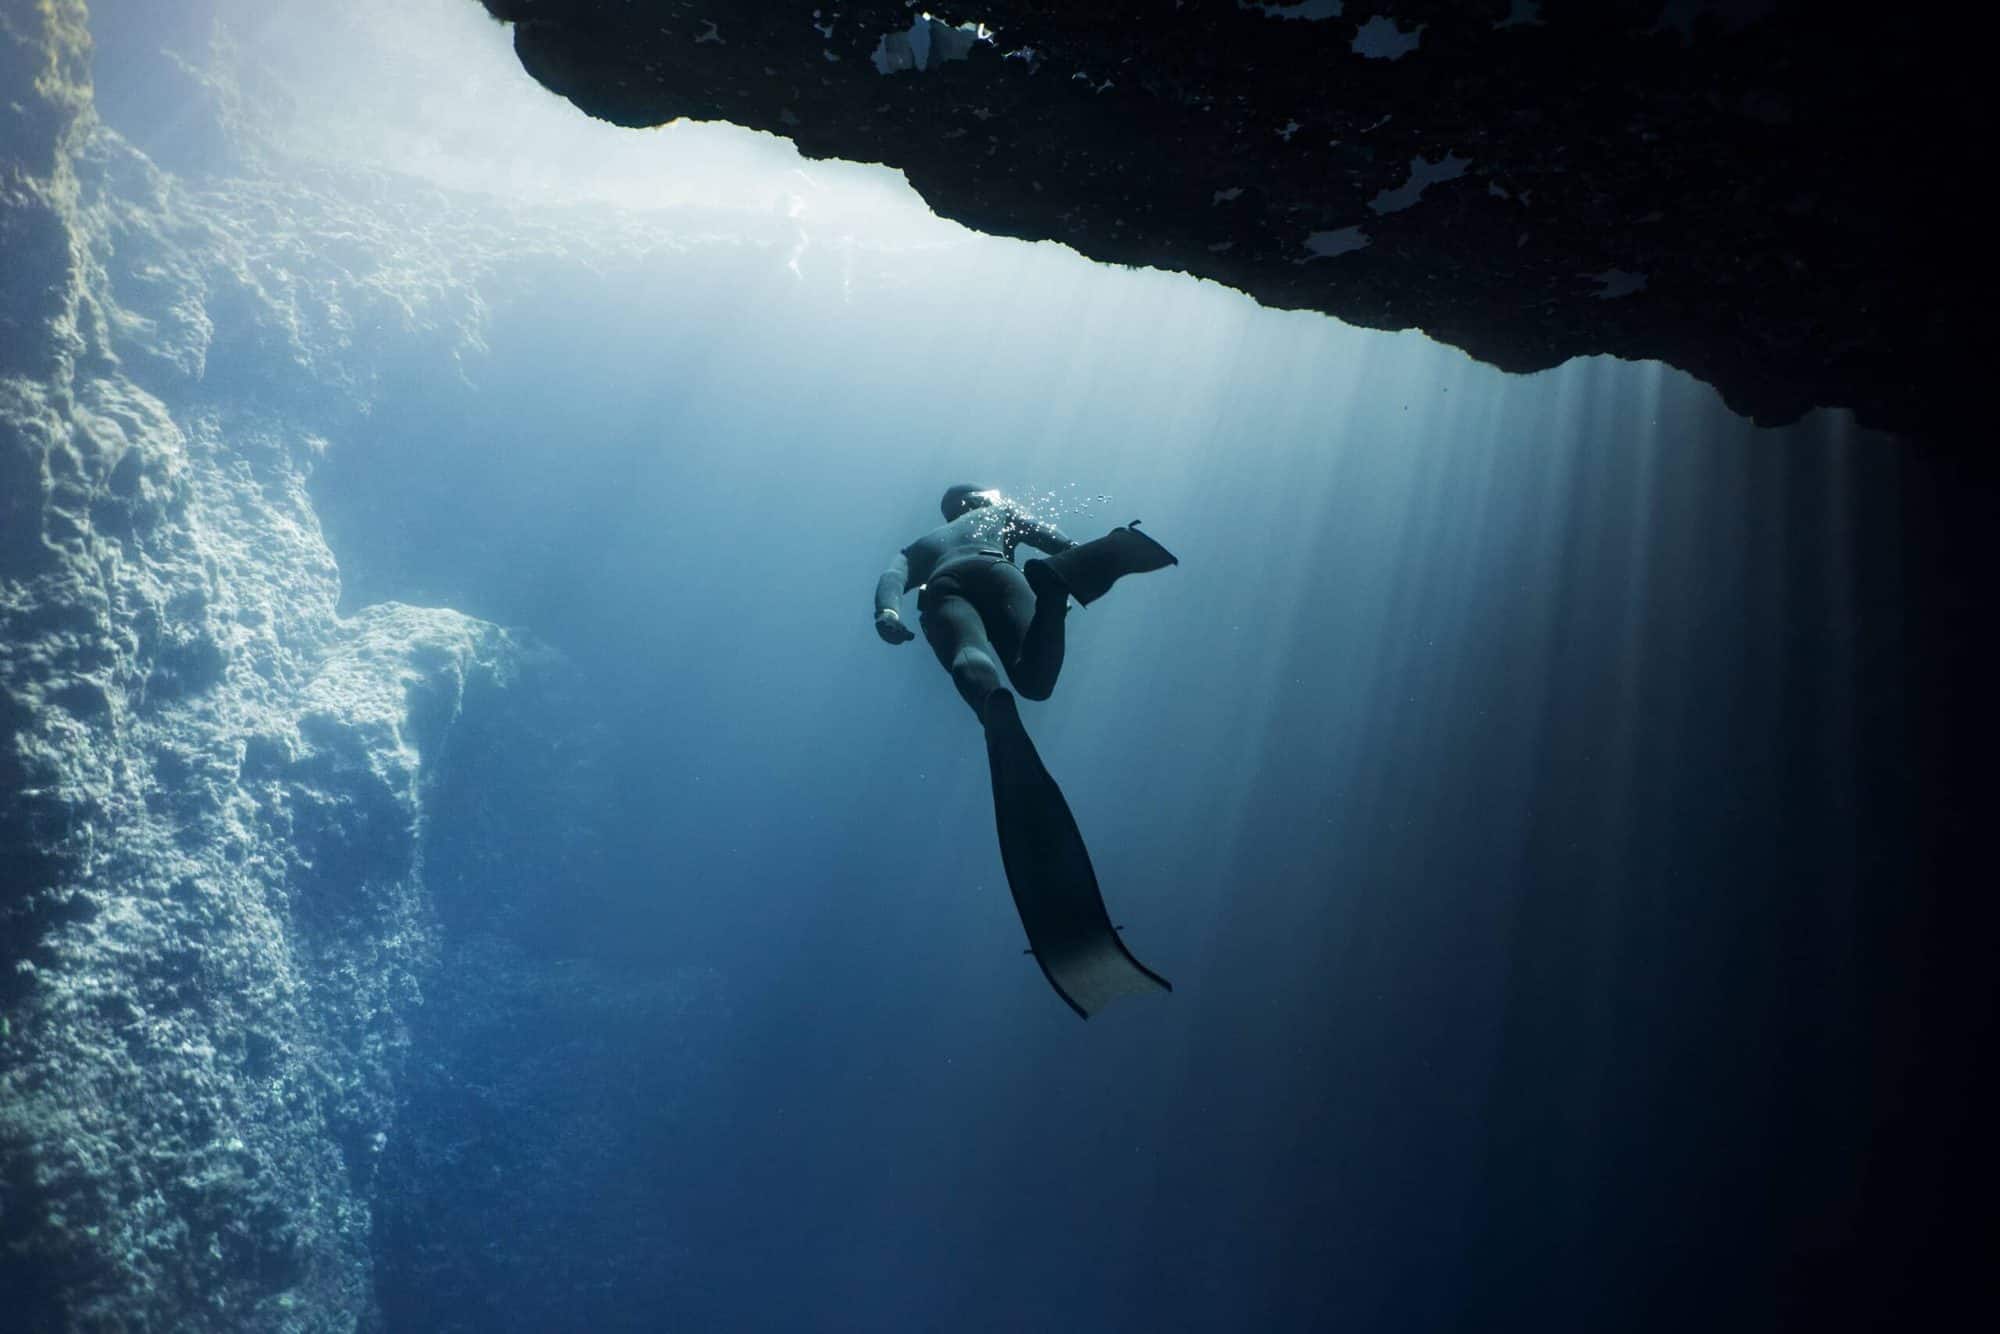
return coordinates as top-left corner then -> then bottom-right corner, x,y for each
1015,679 -> 1054,702
951,649 -> 999,687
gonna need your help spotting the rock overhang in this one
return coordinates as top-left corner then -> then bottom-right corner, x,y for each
472,0 -> 1972,442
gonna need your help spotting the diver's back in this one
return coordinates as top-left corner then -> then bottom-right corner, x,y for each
902,506 -> 1020,583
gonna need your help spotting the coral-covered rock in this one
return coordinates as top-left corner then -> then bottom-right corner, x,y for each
0,5 -> 515,1327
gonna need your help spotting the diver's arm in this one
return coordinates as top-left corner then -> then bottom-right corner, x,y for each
1014,513 -> 1077,555
874,553 -> 916,644
874,553 -> 910,616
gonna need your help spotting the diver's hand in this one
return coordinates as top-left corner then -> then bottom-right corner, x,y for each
875,609 -> 916,645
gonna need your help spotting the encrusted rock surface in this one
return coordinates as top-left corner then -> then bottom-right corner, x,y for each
0,4 -> 515,1326
1,6 -> 829,1324
475,0 -> 1971,440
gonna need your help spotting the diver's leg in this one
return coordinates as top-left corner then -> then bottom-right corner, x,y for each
920,593 -> 1004,718
982,560 -> 1066,701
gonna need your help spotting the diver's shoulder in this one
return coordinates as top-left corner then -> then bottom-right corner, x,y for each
902,522 -> 953,556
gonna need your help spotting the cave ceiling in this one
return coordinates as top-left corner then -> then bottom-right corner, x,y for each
473,1 -> 1970,441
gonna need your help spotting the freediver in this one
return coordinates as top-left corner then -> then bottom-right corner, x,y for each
872,484 -> 1179,1017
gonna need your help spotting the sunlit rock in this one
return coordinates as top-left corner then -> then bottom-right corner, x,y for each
0,6 -> 517,1325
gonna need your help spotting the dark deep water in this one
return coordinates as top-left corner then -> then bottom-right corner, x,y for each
9,1 -> 1989,1330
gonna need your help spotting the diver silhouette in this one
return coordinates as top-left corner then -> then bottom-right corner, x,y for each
873,484 -> 1179,1017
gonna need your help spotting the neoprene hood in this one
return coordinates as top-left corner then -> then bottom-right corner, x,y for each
940,484 -> 997,521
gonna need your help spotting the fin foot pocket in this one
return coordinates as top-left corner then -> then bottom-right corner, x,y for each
1033,525 -> 1179,606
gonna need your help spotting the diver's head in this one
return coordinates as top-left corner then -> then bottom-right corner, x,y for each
940,484 -> 1000,521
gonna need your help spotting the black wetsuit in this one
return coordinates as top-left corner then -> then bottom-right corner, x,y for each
875,504 -> 1076,715
872,496 -> 1180,1015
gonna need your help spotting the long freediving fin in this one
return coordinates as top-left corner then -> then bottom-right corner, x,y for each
982,689 -> 1171,1018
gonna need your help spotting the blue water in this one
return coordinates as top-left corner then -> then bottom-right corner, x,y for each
84,2 -> 1972,1330
324,223 -> 1897,1329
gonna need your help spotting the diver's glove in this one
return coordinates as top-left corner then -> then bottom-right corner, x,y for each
875,608 -> 916,644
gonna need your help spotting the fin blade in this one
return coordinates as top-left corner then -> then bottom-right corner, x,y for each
983,691 -> 1171,1017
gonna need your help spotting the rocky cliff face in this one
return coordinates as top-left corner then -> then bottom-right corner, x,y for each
0,4 -> 514,1327
475,0 -> 1971,441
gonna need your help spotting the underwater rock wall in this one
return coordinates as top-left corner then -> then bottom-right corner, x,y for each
474,0 -> 1972,441
0,4 -> 514,1327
